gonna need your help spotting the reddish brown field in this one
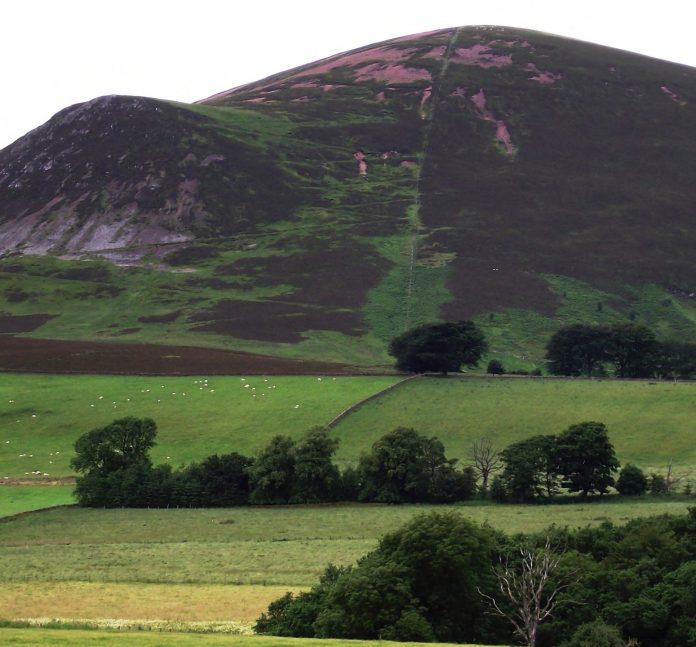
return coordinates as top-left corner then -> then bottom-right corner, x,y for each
0,336 -> 351,375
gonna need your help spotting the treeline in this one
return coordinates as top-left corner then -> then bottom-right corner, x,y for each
546,322 -> 696,378
256,508 -> 696,647
72,418 -> 476,507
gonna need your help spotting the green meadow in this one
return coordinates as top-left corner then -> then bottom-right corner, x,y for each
0,374 -> 398,478
0,486 -> 74,517
332,376 -> 696,474
2,374 -> 695,482
1,501 -> 691,587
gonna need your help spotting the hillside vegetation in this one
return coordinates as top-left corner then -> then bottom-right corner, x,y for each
1,27 -> 696,367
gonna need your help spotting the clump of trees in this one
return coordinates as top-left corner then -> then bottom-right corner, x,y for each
257,508 -> 696,647
546,323 -> 696,379
495,422 -> 620,503
71,419 -> 475,507
389,320 -> 487,374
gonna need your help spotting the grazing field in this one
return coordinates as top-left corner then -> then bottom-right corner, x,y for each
0,374 -> 398,478
332,376 -> 696,473
3,373 -> 695,482
0,486 -> 74,517
0,628 -> 495,647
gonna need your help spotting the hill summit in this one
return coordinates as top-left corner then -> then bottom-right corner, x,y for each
1,26 -> 696,368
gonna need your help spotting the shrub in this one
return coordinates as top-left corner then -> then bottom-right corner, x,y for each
616,464 -> 648,496
487,359 -> 505,374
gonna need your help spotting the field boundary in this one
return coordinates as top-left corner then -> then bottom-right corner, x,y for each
326,374 -> 422,429
0,504 -> 77,523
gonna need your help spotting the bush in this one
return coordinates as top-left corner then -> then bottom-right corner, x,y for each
490,475 -> 507,502
616,464 -> 648,496
560,620 -> 626,647
487,359 -> 505,374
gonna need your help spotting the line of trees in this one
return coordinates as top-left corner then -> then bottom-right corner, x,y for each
72,417 -> 689,508
256,508 -> 696,647
71,419 -> 477,507
546,322 -> 696,379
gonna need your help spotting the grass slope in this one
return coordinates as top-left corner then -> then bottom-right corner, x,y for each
332,376 -> 696,474
0,486 -> 74,517
0,374 -> 398,478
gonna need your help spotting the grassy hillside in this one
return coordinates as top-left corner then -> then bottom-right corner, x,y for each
0,486 -> 73,517
332,376 -> 696,474
0,374 -> 398,478
2,374 -> 695,479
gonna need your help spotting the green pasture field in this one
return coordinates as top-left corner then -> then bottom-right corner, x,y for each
0,374 -> 399,478
332,376 -> 696,474
0,486 -> 74,517
0,628 -> 496,647
0,500 -> 690,588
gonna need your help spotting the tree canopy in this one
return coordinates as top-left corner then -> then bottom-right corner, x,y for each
388,321 -> 487,374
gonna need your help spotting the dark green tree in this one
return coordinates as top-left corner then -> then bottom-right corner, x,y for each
500,435 -> 559,502
555,422 -> 619,497
184,452 -> 253,506
71,416 -> 157,474
487,359 -> 506,374
652,341 -> 696,379
389,321 -> 487,374
258,511 -> 503,643
357,427 -> 474,503
248,435 -> 296,504
291,427 -> 340,503
607,323 -> 658,378
545,325 -> 612,377
616,464 -> 648,496
71,417 -> 158,506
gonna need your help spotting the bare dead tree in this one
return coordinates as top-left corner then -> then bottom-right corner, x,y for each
470,438 -> 502,493
665,460 -> 693,494
478,538 -> 578,647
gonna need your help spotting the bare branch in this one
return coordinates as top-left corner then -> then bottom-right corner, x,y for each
478,538 -> 580,647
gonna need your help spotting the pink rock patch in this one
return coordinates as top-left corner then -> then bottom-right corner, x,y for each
243,97 -> 266,104
452,44 -> 512,68
450,87 -> 467,98
375,91 -> 386,101
526,63 -> 562,85
355,63 -> 431,84
470,88 -> 516,155
661,85 -> 686,105
354,151 -> 368,176
420,86 -> 432,108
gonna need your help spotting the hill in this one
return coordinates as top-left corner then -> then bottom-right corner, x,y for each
1,26 -> 696,368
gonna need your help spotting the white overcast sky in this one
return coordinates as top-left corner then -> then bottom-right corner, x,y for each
2,0 -> 696,150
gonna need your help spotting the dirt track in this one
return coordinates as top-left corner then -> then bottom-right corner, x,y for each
0,336 -> 357,376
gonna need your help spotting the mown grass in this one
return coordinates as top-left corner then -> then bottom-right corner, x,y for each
0,374 -> 398,478
332,376 -> 696,474
0,486 -> 74,517
0,627 -> 493,647
0,500 -> 690,587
